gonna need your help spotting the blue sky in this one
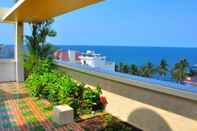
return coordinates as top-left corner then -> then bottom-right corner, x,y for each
1,0 -> 197,47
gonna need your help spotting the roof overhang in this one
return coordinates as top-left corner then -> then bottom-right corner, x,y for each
2,0 -> 103,22
0,8 -> 11,23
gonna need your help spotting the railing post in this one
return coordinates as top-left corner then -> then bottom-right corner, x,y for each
15,22 -> 24,83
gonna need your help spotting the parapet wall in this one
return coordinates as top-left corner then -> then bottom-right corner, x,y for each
56,63 -> 197,131
0,59 -> 16,82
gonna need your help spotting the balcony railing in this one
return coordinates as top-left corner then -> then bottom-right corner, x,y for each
55,61 -> 197,131
0,45 -> 14,59
55,60 -> 197,97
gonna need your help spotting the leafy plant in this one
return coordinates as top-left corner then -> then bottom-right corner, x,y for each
29,125 -> 46,131
172,58 -> 190,83
23,19 -> 57,77
157,59 -> 168,78
129,64 -> 139,75
83,87 -> 98,108
105,114 -> 113,125
25,60 -> 106,118
123,64 -> 129,73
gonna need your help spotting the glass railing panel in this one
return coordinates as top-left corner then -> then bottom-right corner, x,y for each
0,45 -> 14,59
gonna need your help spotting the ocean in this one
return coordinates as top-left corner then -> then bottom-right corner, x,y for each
56,45 -> 197,68
1,45 -> 197,68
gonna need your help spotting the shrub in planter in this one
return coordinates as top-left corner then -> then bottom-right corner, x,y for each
25,72 -> 43,97
25,59 -> 54,97
82,85 -> 105,112
25,59 -> 107,118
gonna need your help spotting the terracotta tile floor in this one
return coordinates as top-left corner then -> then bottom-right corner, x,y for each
0,82 -> 83,131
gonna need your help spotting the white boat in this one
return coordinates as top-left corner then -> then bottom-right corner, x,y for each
79,50 -> 115,72
54,50 -> 115,72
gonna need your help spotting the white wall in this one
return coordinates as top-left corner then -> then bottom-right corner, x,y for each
68,50 -> 76,62
0,59 -> 16,82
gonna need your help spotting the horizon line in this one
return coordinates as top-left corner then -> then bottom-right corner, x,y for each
53,44 -> 197,48
3,44 -> 197,48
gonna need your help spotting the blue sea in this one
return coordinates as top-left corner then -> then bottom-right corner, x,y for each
56,45 -> 197,68
1,45 -> 197,68
2,45 -> 197,91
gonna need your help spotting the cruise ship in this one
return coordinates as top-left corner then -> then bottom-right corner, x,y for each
54,50 -> 115,72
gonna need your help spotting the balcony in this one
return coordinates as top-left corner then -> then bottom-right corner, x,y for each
55,62 -> 197,131
0,82 -> 83,130
0,59 -> 197,130
0,0 -> 197,131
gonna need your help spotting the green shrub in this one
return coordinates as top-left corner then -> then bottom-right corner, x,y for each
25,60 -> 106,118
25,72 -> 43,97
83,86 -> 101,109
105,114 -> 113,125
32,59 -> 54,74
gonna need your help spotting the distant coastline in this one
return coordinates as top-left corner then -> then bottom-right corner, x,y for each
54,44 -> 197,48
3,44 -> 197,48
1,45 -> 197,67
55,45 -> 197,67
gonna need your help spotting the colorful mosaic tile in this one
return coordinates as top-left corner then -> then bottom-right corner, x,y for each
47,115 -> 53,121
22,111 -> 33,117
0,83 -> 83,131
18,103 -> 29,110
0,113 -> 14,119
26,117 -> 38,125
0,107 -> 10,112
0,121 -> 17,128
29,125 -> 46,131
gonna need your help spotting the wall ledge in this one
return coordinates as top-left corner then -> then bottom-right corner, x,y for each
55,62 -> 197,102
0,59 -> 15,63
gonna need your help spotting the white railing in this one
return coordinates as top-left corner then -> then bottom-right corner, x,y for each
0,59 -> 16,82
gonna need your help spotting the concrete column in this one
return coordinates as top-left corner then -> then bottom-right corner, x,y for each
15,22 -> 24,83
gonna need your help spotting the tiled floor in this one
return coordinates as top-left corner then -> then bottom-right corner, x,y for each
0,82 -> 83,131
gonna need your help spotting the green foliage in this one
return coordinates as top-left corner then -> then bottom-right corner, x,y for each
105,114 -> 113,125
123,64 -> 129,73
22,111 -> 33,117
157,59 -> 168,78
116,58 -> 191,84
24,19 -> 57,77
172,58 -> 189,83
83,86 -> 102,109
139,62 -> 155,77
129,64 -> 139,75
31,58 -> 53,74
29,125 -> 46,131
115,64 -> 119,72
25,59 -> 56,97
26,117 -> 37,125
25,20 -> 57,59
25,60 -> 105,118
116,62 -> 124,72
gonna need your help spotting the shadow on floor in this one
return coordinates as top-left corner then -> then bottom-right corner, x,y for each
127,108 -> 172,131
